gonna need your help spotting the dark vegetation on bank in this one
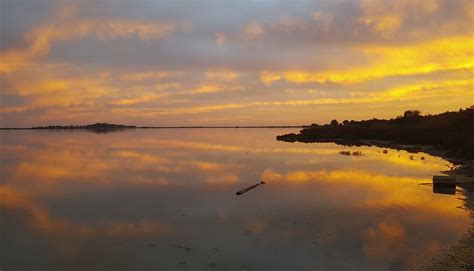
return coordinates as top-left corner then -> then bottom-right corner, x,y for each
277,106 -> 474,160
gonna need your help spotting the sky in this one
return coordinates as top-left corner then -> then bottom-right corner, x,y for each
0,0 -> 473,127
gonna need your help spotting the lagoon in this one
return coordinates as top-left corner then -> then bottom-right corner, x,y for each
0,129 -> 471,270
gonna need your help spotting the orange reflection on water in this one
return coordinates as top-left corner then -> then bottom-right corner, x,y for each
362,220 -> 443,267
261,168 -> 466,216
0,186 -> 173,238
0,129 -> 471,270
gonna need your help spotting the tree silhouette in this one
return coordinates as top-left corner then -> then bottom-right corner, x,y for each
403,110 -> 421,118
277,106 -> 474,159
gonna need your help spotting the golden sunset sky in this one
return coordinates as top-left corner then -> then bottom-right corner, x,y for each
0,0 -> 473,127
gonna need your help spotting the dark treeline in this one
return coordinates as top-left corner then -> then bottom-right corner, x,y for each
277,106 -> 474,159
32,123 -> 136,133
22,123 -> 306,133
29,124 -> 304,130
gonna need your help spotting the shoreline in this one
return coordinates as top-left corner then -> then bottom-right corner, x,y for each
355,139 -> 474,188
277,137 -> 474,269
277,137 -> 474,188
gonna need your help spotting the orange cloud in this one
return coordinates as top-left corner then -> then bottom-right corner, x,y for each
359,0 -> 439,37
244,21 -> 264,38
215,32 -> 227,46
1,0 -> 473,126
205,71 -> 238,81
121,71 -> 176,81
260,35 -> 474,85
111,93 -> 163,106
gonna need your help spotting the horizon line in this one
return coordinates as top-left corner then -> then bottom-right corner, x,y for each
0,125 -> 307,130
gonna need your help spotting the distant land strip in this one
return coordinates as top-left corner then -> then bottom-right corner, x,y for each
0,123 -> 306,130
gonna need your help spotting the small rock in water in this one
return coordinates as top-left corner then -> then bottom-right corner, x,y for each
174,245 -> 192,251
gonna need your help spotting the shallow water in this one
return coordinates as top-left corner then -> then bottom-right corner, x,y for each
0,129 -> 471,271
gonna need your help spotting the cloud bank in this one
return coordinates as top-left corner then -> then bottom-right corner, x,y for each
0,0 -> 473,126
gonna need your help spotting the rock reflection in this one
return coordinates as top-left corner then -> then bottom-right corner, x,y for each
433,185 -> 457,195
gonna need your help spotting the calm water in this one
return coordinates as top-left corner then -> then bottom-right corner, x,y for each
0,129 -> 472,271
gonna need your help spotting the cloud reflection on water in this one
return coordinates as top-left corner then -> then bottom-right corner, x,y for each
0,129 -> 470,270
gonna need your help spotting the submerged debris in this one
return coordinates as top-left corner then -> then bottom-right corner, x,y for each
173,245 -> 192,251
236,181 -> 266,195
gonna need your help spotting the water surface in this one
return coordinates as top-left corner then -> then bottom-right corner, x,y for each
0,129 -> 471,270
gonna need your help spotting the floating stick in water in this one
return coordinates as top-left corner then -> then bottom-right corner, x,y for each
236,181 -> 266,195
